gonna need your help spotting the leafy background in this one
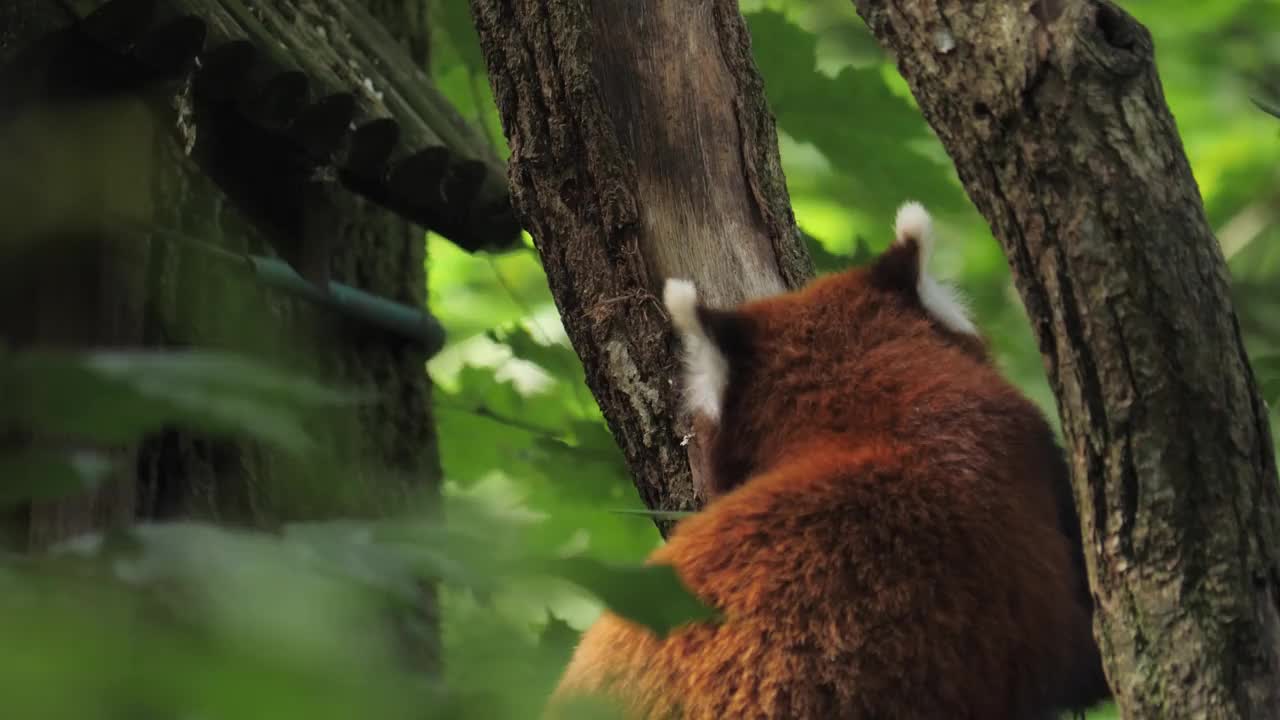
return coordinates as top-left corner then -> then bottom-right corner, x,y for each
4,1 -> 1279,718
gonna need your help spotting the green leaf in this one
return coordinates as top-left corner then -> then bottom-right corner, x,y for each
544,557 -> 718,637
1253,354 -> 1280,405
490,324 -> 587,386
2,350 -> 356,454
805,230 -> 852,273
535,615 -> 580,683
746,10 -> 965,218
804,231 -> 874,273
435,0 -> 487,76
435,363 -> 633,507
539,615 -> 579,651
427,3 -> 508,156
1252,94 -> 1280,120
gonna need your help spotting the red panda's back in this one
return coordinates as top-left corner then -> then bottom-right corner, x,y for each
551,441 -> 1088,720
550,203 -> 1107,718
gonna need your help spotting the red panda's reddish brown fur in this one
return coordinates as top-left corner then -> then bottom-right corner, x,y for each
550,206 -> 1109,719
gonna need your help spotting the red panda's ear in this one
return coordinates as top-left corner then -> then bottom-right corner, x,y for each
869,232 -> 923,293
664,279 -> 750,421
870,202 -> 977,336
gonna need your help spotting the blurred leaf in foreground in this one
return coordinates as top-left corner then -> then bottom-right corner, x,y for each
1,350 -> 358,454
7,527 -> 428,720
28,503 -> 714,718
0,450 -> 113,506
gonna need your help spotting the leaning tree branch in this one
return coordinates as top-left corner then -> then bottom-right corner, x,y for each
849,1 -> 1280,717
468,0 -> 811,528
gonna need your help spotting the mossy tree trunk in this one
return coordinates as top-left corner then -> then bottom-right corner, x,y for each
848,0 -> 1280,716
468,0 -> 812,528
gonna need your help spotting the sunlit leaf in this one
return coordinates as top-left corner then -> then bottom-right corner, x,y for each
491,324 -> 587,386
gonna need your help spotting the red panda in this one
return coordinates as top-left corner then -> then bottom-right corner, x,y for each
549,203 -> 1110,719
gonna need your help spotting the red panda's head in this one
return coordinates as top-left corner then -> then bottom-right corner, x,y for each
666,202 -> 993,497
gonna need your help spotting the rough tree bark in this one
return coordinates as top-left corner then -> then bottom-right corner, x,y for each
848,1 -> 1280,717
468,0 -> 811,523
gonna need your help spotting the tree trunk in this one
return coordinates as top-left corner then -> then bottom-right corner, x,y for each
848,0 -> 1280,716
1,0 -> 444,670
2,0 -> 442,531
468,0 -> 811,524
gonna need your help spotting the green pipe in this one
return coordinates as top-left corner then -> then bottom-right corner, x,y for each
142,224 -> 446,355
244,254 -> 445,357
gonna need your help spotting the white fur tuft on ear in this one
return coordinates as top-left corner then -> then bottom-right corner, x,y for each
663,278 -> 728,421
893,201 -> 977,336
894,201 -> 936,262
663,278 -> 701,335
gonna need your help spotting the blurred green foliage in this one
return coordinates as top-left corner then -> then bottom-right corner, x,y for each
0,347 -> 698,719
1,1 -> 1278,718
